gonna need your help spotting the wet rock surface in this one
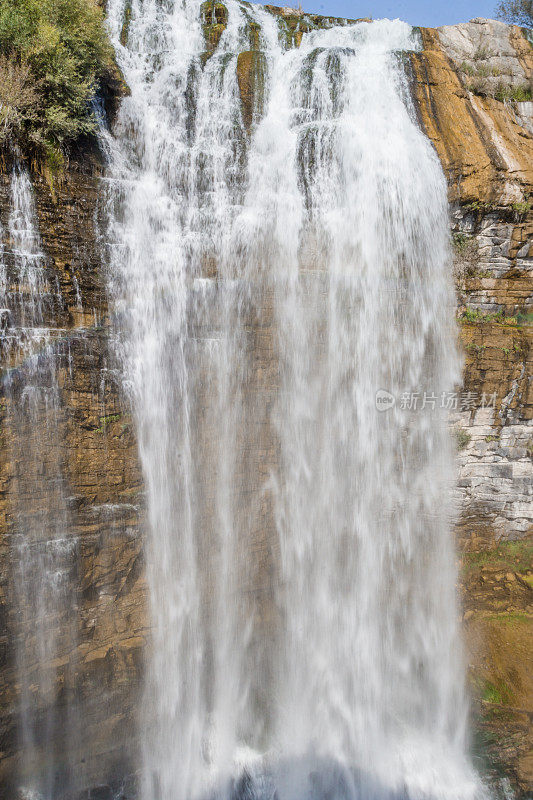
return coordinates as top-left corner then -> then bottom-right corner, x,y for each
0,164 -> 146,796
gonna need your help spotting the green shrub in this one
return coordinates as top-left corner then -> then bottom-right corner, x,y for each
452,231 -> 472,252
516,310 -> 533,326
0,0 -> 115,166
459,308 -> 522,325
496,0 -> 533,27
455,427 -> 472,450
462,540 -> 533,574
494,83 -> 533,102
460,61 -> 475,76
510,199 -> 532,215
481,678 -> 514,706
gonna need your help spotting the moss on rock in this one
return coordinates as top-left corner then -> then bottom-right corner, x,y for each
200,1 -> 228,59
236,50 -> 267,132
120,0 -> 132,47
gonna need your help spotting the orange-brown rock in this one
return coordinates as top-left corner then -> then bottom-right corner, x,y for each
410,26 -> 533,204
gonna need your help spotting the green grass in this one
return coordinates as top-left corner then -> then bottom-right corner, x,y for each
516,311 -> 533,326
465,342 -> 486,355
455,428 -> 472,450
460,61 -> 475,77
0,0 -> 116,168
452,231 -> 474,252
465,200 -> 497,213
510,199 -> 532,215
462,541 -> 533,575
495,84 -> 533,103
95,413 -> 121,433
464,199 -> 531,222
481,678 -> 514,706
458,308 -> 528,326
485,611 -> 532,626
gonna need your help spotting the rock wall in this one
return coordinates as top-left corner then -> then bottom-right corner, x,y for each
411,18 -> 533,793
0,10 -> 530,798
0,164 -> 146,796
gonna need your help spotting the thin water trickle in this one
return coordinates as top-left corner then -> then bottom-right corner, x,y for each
2,168 -> 80,798
104,3 -> 487,800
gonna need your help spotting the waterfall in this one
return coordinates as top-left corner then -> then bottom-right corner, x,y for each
1,168 -> 79,797
104,2 -> 485,799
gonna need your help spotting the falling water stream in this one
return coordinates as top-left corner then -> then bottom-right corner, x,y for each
104,2 -> 485,800
1,168 -> 79,796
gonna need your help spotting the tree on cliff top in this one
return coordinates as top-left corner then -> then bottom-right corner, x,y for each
0,0 -> 115,167
496,0 -> 533,26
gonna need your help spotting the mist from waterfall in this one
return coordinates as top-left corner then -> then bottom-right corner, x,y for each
104,3 -> 485,800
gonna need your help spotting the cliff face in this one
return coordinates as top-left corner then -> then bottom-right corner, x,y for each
410,20 -> 533,544
410,20 -> 533,791
0,165 -> 146,795
412,21 -> 533,205
0,11 -> 531,798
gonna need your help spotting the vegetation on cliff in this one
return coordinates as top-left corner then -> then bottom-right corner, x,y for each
496,0 -> 533,26
0,0 -> 117,168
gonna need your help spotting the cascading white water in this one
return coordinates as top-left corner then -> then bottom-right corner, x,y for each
1,168 -> 79,798
245,23 -> 475,798
104,3 -> 486,800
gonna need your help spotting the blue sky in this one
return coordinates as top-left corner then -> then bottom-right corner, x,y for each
272,0 -> 499,27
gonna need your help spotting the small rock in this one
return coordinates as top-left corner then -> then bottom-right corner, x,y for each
89,787 -> 113,800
